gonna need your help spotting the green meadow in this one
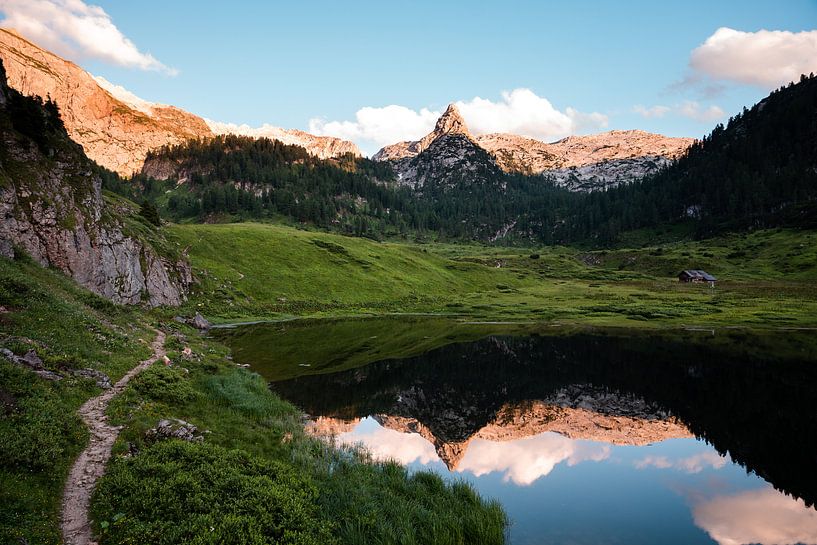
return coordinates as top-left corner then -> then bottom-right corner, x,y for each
168,222 -> 817,328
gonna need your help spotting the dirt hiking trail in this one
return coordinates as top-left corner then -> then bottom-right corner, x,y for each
61,329 -> 165,545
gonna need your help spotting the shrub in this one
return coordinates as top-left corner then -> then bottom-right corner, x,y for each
0,362 -> 85,470
93,441 -> 334,545
131,363 -> 198,404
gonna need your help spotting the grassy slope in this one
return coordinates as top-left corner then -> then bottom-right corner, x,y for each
168,222 -> 503,318
0,253 -> 506,545
171,222 -> 817,328
0,254 -> 154,545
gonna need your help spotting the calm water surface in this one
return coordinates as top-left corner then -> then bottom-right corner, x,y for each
216,318 -> 817,545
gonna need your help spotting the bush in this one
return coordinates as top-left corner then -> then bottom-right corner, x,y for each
131,363 -> 198,404
0,362 -> 85,470
93,441 -> 334,545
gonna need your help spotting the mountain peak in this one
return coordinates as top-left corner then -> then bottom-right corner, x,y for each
433,103 -> 470,137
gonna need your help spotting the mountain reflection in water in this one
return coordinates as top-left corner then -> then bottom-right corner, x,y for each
219,321 -> 817,544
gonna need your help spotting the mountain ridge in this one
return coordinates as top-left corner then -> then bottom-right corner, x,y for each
0,28 -> 360,175
374,105 -> 694,191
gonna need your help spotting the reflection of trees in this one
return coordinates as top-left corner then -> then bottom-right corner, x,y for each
272,332 -> 817,507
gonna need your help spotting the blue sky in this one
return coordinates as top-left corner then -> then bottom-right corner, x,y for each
2,0 -> 816,154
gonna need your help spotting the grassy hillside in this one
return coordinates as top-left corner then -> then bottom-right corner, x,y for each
170,222 -> 817,328
168,222 -> 505,318
0,251 -> 506,545
0,253 -> 154,544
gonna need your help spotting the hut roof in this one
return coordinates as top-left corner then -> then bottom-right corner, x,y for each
680,269 -> 717,281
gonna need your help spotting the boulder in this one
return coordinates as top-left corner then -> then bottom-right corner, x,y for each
145,418 -> 204,444
189,312 -> 211,330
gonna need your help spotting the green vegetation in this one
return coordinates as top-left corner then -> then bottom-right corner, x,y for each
1,252 -> 507,545
106,75 -> 817,246
0,253 -> 153,545
93,441 -> 334,545
170,221 -> 817,328
96,319 -> 507,545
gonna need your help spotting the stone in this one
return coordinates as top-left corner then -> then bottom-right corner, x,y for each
20,349 -> 43,368
72,368 -> 112,389
1,348 -> 62,381
0,237 -> 12,259
189,313 -> 211,330
0,56 -> 191,308
145,418 -> 204,444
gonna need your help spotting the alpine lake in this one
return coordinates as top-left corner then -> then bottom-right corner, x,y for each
213,317 -> 817,545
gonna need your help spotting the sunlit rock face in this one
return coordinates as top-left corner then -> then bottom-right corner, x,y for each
0,28 -> 211,175
0,28 -> 360,175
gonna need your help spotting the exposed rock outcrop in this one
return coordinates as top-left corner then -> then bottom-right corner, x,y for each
0,59 -> 190,306
374,104 -> 472,162
375,104 -> 502,190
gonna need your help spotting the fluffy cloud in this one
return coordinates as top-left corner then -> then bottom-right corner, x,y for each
0,0 -> 176,74
633,101 -> 724,123
309,89 -> 608,156
693,487 -> 817,545
309,105 -> 440,150
457,433 -> 610,486
688,27 -> 817,89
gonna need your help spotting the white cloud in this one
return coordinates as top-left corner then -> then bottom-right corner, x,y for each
693,487 -> 817,545
339,423 -> 440,466
0,0 -> 176,74
632,104 -> 671,118
635,451 -> 729,474
678,101 -> 725,123
454,88 -> 608,139
633,101 -> 725,123
309,89 -> 608,156
457,432 -> 610,486
688,27 -> 817,89
309,105 -> 439,149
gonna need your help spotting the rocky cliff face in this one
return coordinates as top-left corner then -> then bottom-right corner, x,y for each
0,60 -> 190,306
0,28 -> 360,174
533,130 -> 695,190
374,105 -> 694,191
374,104 -> 472,162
